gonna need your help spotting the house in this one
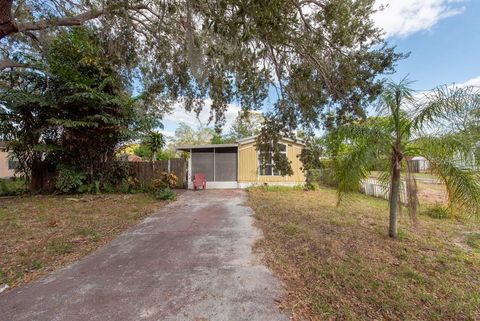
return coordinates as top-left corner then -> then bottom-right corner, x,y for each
176,136 -> 306,189
411,156 -> 430,173
0,141 -> 16,178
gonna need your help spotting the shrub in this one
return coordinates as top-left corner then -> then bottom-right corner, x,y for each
153,171 -> 178,190
155,187 -> 176,201
422,204 -> 449,219
55,167 -> 86,193
0,178 -> 25,196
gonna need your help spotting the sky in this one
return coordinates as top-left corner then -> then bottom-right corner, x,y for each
161,0 -> 480,139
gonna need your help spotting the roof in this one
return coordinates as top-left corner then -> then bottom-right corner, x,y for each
175,143 -> 238,151
175,135 -> 305,151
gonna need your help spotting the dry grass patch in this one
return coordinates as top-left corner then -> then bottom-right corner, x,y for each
248,186 -> 480,321
0,193 -> 167,288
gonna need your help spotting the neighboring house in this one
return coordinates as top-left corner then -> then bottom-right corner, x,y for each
0,141 -> 16,178
411,156 -> 430,173
176,135 -> 305,189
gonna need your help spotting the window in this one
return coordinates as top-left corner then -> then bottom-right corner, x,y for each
258,143 -> 287,176
8,159 -> 19,170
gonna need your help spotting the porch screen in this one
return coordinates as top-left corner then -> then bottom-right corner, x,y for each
191,148 -> 214,181
215,147 -> 237,181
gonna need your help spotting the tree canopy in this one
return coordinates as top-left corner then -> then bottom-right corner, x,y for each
0,27 -> 140,190
1,0 -> 403,133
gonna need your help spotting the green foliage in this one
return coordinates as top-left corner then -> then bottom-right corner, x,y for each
211,133 -> 235,144
3,0 -> 403,157
133,144 -> 176,161
48,239 -> 74,254
173,123 -> 215,146
155,188 -> 176,201
422,205 -> 450,219
143,131 -> 165,162
334,79 -> 480,238
465,233 -> 480,250
55,167 -> 86,194
0,178 -> 25,196
76,228 -> 100,242
0,28 -> 141,193
229,111 -> 264,139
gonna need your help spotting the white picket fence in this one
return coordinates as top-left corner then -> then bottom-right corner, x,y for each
360,178 -> 407,204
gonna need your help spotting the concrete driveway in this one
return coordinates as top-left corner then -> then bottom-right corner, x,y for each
0,190 -> 289,321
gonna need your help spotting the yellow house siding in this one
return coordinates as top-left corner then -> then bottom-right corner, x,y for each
237,140 -> 305,183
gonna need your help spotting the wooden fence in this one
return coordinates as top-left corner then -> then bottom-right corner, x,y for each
128,158 -> 187,188
30,158 -> 188,192
360,178 -> 407,204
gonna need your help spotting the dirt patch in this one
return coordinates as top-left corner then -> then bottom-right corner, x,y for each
0,193 -> 166,289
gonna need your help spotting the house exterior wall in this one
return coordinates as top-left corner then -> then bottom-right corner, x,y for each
238,140 -> 305,184
0,150 -> 15,178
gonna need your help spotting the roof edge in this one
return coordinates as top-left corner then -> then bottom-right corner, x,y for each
236,135 -> 306,146
175,143 -> 238,151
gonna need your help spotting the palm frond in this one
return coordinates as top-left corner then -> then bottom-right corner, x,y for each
413,85 -> 480,130
420,135 -> 480,217
335,122 -> 391,203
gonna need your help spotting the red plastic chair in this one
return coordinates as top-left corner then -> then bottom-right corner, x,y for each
193,172 -> 206,190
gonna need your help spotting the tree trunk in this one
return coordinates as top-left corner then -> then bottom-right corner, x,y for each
389,153 -> 402,238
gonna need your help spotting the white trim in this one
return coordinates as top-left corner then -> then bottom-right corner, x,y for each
187,149 -> 193,189
238,181 -> 305,189
188,181 -> 239,189
213,147 -> 216,181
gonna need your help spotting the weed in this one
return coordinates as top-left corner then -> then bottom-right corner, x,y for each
28,260 -> 43,270
280,222 -> 303,236
154,188 -> 176,201
466,233 -> 480,250
423,204 -> 449,219
76,227 -> 100,242
48,239 -> 74,254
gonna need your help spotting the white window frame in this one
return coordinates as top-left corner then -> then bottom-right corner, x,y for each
258,143 -> 287,176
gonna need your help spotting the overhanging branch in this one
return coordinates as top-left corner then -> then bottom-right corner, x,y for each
0,2 -> 149,40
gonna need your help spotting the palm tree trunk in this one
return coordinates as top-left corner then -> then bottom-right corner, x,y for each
389,153 -> 401,238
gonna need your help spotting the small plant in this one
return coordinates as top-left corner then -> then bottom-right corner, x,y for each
466,233 -> 480,250
76,227 -> 100,242
153,171 -> 178,189
423,204 -> 449,219
155,187 -> 176,201
55,167 -> 86,194
48,239 -> 74,254
127,176 -> 140,192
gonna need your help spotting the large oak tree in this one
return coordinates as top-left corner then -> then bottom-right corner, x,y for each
1,0 -> 405,174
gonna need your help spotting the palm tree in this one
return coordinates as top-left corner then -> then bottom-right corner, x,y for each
334,79 -> 480,238
144,131 -> 165,170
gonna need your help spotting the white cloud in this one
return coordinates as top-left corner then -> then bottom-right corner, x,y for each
161,99 -> 242,139
457,76 -> 480,87
373,0 -> 466,38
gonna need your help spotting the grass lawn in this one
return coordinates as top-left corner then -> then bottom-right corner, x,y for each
249,186 -> 480,321
0,193 -> 167,288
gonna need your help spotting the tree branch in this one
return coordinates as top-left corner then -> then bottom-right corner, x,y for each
0,2 -> 149,40
0,58 -> 42,71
